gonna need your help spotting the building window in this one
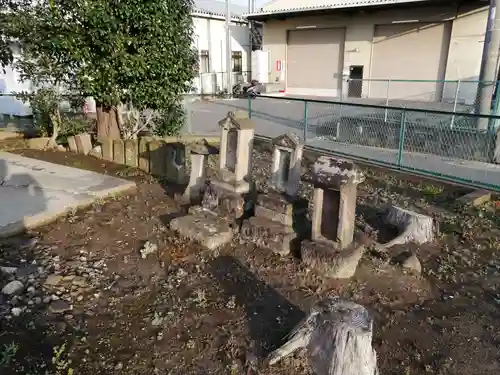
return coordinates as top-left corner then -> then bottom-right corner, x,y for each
232,51 -> 242,73
199,50 -> 210,73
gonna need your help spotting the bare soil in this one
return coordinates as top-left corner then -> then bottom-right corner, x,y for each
1,140 -> 500,375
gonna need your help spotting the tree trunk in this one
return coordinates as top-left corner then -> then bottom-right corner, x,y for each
381,205 -> 435,248
96,104 -> 121,142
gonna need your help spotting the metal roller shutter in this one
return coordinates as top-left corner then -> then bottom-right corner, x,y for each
287,28 -> 345,97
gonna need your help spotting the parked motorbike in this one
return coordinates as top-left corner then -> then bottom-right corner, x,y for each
232,79 -> 262,99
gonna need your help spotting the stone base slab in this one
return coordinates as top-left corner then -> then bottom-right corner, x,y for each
301,240 -> 364,279
202,181 -> 248,220
240,216 -> 297,256
211,176 -> 250,194
257,191 -> 308,216
170,207 -> 233,250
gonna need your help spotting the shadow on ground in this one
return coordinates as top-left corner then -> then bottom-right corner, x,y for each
209,255 -> 304,357
0,234 -> 78,373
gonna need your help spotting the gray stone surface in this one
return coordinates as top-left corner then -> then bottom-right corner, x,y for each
0,152 -> 136,237
169,207 -> 233,250
240,216 -> 297,256
301,240 -> 364,279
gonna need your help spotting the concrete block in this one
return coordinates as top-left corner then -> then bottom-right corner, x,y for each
67,136 -> 78,153
148,140 -> 166,177
124,139 -> 138,167
458,190 -> 491,207
138,137 -> 152,172
74,133 -> 92,155
113,140 -> 125,164
101,138 -> 113,161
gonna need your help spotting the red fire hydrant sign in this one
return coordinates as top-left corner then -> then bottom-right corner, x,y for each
276,60 -> 282,72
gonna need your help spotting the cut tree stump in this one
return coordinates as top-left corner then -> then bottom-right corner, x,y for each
382,205 -> 434,248
267,297 -> 378,375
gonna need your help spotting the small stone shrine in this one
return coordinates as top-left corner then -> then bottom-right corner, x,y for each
170,112 -> 255,250
301,156 -> 365,278
241,133 -> 308,255
202,111 -> 255,219
182,139 -> 218,204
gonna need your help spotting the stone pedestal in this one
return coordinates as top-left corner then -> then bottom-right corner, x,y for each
241,191 -> 308,255
203,111 -> 256,220
240,133 -> 307,255
169,206 -> 234,250
170,112 -> 255,250
182,140 -> 219,204
301,156 -> 365,278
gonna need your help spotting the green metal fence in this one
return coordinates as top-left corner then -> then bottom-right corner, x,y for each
246,94 -> 500,192
342,79 -> 493,114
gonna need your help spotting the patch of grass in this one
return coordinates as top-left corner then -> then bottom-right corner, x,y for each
419,184 -> 444,197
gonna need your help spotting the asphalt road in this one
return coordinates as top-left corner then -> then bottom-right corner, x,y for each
185,96 -> 500,189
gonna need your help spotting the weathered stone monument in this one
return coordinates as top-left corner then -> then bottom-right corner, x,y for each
202,111 -> 255,219
301,156 -> 365,278
182,139 -> 218,204
169,111 -> 255,250
241,133 -> 308,255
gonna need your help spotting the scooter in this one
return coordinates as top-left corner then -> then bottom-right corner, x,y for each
232,79 -> 262,99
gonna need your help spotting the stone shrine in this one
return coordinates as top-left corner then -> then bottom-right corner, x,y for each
241,133 -> 308,256
170,112 -> 255,250
202,111 -> 255,219
301,156 -> 365,278
182,139 -> 218,204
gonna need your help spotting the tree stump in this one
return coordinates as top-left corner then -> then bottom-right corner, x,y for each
267,297 -> 378,375
382,205 -> 434,248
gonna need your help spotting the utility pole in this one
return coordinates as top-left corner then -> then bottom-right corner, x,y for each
477,0 -> 500,130
225,0 -> 232,95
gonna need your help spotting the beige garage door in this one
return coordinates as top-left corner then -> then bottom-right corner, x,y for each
370,22 -> 451,102
287,28 -> 345,96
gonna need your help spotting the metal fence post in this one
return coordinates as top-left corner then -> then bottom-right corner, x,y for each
248,96 -> 252,119
384,79 -> 391,122
303,100 -> 309,142
450,79 -> 460,129
397,110 -> 407,166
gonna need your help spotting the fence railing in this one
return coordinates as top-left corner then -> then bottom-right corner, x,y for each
246,94 -> 500,191
342,79 -> 498,117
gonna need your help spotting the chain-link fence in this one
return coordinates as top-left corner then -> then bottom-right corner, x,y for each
243,94 -> 500,190
344,79 -> 496,117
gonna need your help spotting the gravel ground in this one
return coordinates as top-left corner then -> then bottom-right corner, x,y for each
1,139 -> 500,375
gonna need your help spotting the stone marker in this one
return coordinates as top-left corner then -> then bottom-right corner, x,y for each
240,133 -> 308,255
138,137 -> 153,172
124,139 -> 138,167
75,133 -> 93,155
202,111 -> 255,220
113,140 -> 125,164
101,138 -> 113,161
67,136 -> 78,153
170,111 -> 255,250
183,139 -> 219,203
301,156 -> 365,278
165,142 -> 187,184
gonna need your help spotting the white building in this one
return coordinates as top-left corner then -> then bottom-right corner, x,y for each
0,0 -> 251,116
192,0 -> 251,95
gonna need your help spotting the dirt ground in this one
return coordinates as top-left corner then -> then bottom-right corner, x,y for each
1,139 -> 500,375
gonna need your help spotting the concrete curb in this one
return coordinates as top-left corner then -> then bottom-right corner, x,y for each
0,182 -> 137,239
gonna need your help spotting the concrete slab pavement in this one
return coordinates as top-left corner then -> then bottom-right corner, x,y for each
0,152 -> 136,237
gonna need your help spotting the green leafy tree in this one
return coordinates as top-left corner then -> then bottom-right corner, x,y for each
6,0 -> 196,139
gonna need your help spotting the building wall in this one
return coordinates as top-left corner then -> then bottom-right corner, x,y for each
261,3 -> 488,102
192,16 -> 250,94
